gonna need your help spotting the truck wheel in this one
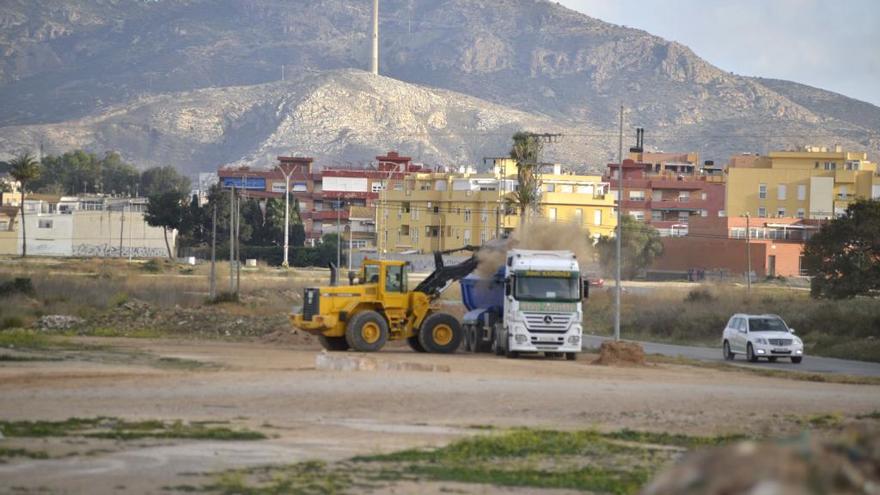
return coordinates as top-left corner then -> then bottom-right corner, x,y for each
565,352 -> 578,361
418,313 -> 463,353
345,311 -> 389,352
406,335 -> 427,353
318,335 -> 350,352
493,329 -> 505,356
505,348 -> 519,359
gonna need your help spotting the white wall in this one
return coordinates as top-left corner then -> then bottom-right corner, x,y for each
322,177 -> 368,192
20,213 -> 74,256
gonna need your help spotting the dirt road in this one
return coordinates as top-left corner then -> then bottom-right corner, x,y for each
2,338 -> 879,494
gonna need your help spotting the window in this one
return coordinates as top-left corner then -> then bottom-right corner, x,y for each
678,191 -> 690,202
701,192 -> 707,200
629,190 -> 645,200
548,208 -> 557,222
546,183 -> 555,192
631,211 -> 645,221
38,219 -> 53,229
593,210 -> 602,226
700,209 -> 708,217
401,202 -> 410,214
796,208 -> 805,219
464,208 -> 471,222
839,186 -> 848,199
411,228 -> 419,244
797,184 -> 806,201
574,209 -> 583,223
731,228 -> 746,239
371,183 -> 384,193
400,225 -> 410,236
480,230 -> 488,243
757,207 -> 767,217
651,210 -> 663,221
777,185 -> 786,201
758,184 -> 767,199
0,221 -> 7,230
480,210 -> 488,223
777,208 -> 786,217
718,210 -> 726,217
559,184 -> 573,193
677,211 -> 689,222
463,229 -> 471,242
385,265 -> 406,293
411,206 -> 419,220
824,162 -> 836,170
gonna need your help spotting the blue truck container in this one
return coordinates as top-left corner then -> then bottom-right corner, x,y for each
459,267 -> 505,352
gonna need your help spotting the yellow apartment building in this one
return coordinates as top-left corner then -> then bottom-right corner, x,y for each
379,165 -> 616,254
726,146 -> 880,219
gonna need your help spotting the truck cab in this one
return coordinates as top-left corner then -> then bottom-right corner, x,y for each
499,249 -> 585,359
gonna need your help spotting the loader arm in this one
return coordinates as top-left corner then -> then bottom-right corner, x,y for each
413,245 -> 481,299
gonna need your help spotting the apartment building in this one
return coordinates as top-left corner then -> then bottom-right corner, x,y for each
605,151 -> 725,236
381,165 -> 616,254
726,145 -> 880,220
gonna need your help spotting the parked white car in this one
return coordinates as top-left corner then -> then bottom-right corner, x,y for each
722,313 -> 804,364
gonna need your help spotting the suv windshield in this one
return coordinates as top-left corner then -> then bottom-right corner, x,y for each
515,276 -> 579,302
749,317 -> 788,332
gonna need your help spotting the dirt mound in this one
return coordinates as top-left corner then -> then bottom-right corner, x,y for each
592,341 -> 647,366
641,426 -> 880,495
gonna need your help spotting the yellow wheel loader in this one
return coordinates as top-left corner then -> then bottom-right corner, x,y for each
290,247 -> 479,353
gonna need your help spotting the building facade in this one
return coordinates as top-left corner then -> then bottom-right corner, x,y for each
605,151 -> 725,236
16,196 -> 170,258
726,145 -> 880,220
650,216 -> 820,279
380,166 -> 616,254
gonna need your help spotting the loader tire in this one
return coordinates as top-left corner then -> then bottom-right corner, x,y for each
345,310 -> 389,352
407,335 -> 427,353
318,335 -> 350,352
418,313 -> 463,354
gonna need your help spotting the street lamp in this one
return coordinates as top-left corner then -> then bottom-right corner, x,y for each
277,162 -> 296,268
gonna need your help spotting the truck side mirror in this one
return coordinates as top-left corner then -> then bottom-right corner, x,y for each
582,280 -> 590,300
505,279 -> 512,296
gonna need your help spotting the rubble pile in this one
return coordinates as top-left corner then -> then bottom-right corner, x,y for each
641,427 -> 880,495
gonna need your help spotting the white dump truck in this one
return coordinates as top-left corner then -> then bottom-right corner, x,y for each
461,249 -> 588,360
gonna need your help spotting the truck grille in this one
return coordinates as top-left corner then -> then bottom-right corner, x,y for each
523,312 -> 573,334
303,288 -> 320,321
768,339 -> 793,346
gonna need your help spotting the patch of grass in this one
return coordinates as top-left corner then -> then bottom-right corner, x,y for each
81,327 -> 165,339
0,329 -> 50,349
602,429 -> 747,448
856,411 -> 880,420
153,357 -> 219,371
0,353 -> 63,362
0,417 -> 265,441
802,413 -> 844,428
410,464 -> 648,495
1,316 -> 25,330
0,277 -> 35,298
142,259 -> 163,273
109,292 -> 129,307
0,447 -> 50,461
208,461 -> 353,495
207,292 -> 239,305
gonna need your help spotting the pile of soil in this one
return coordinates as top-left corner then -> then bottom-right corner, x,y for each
592,341 -> 647,366
641,426 -> 880,495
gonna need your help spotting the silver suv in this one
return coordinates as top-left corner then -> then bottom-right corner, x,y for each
722,314 -> 804,364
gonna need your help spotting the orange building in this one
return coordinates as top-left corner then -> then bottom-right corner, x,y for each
650,216 -> 821,279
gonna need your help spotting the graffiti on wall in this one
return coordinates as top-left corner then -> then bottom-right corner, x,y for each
72,244 -> 167,258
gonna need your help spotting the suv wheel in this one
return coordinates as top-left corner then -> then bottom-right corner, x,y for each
791,356 -> 803,364
723,341 -> 734,361
746,343 -> 758,363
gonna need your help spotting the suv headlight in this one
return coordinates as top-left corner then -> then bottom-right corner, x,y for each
754,337 -> 768,345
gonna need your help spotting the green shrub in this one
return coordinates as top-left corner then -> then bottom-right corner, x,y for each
684,287 -> 715,303
142,259 -> 163,273
0,278 -> 35,298
1,316 -> 25,330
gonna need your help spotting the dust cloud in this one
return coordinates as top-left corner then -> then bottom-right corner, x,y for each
476,219 -> 593,277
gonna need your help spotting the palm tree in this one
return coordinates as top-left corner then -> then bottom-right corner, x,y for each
509,132 -> 543,225
9,152 -> 41,257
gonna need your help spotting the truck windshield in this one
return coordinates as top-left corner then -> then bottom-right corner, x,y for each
515,276 -> 579,302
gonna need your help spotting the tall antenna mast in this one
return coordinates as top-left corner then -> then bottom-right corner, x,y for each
371,0 -> 379,75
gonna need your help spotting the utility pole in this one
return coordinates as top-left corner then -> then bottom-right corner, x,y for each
746,212 -> 752,294
614,105 -> 624,342
371,0 -> 379,75
336,197 -> 342,272
128,201 -> 133,262
229,185 -> 235,293
210,203 -> 217,300
235,190 -> 241,297
119,207 -> 125,256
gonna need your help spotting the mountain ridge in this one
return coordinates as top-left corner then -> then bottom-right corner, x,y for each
0,0 -> 877,171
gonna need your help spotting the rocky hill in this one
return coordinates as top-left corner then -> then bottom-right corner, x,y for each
0,0 -> 877,171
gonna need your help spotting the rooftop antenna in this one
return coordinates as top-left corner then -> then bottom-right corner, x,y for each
371,0 -> 379,75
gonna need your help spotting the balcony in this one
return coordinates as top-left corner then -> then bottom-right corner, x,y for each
310,209 -> 350,221
835,170 -> 856,184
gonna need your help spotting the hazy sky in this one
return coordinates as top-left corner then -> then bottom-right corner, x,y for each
557,0 -> 880,107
